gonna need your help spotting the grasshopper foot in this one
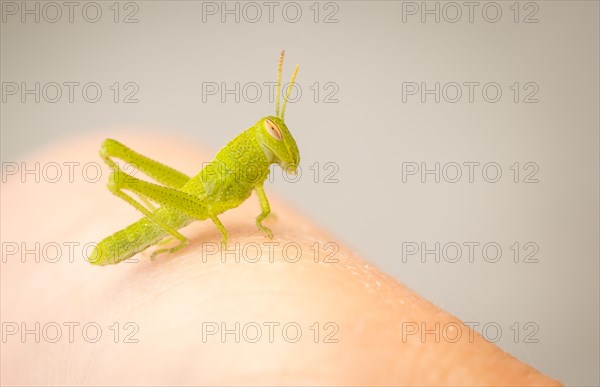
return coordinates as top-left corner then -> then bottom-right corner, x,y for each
150,239 -> 190,260
257,222 -> 273,239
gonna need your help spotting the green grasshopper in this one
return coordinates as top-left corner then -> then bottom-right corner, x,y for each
89,51 -> 300,266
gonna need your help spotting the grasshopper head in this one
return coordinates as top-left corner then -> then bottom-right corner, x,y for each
256,115 -> 299,173
256,50 -> 300,174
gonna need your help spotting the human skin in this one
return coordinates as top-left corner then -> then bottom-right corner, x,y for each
1,132 -> 561,386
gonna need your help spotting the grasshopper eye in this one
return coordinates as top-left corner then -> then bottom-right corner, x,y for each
265,119 -> 283,141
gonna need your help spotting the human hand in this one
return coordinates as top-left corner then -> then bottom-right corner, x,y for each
1,132 -> 561,386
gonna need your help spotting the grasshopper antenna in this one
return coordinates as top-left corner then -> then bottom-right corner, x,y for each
275,50 -> 285,117
281,63 -> 299,119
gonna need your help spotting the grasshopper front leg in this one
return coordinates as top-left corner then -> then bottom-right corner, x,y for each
254,184 -> 273,239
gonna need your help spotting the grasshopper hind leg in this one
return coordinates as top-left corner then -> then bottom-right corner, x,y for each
106,171 -> 191,258
98,139 -> 201,261
150,238 -> 190,259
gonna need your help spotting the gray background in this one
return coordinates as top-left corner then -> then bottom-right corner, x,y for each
1,1 -> 598,385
